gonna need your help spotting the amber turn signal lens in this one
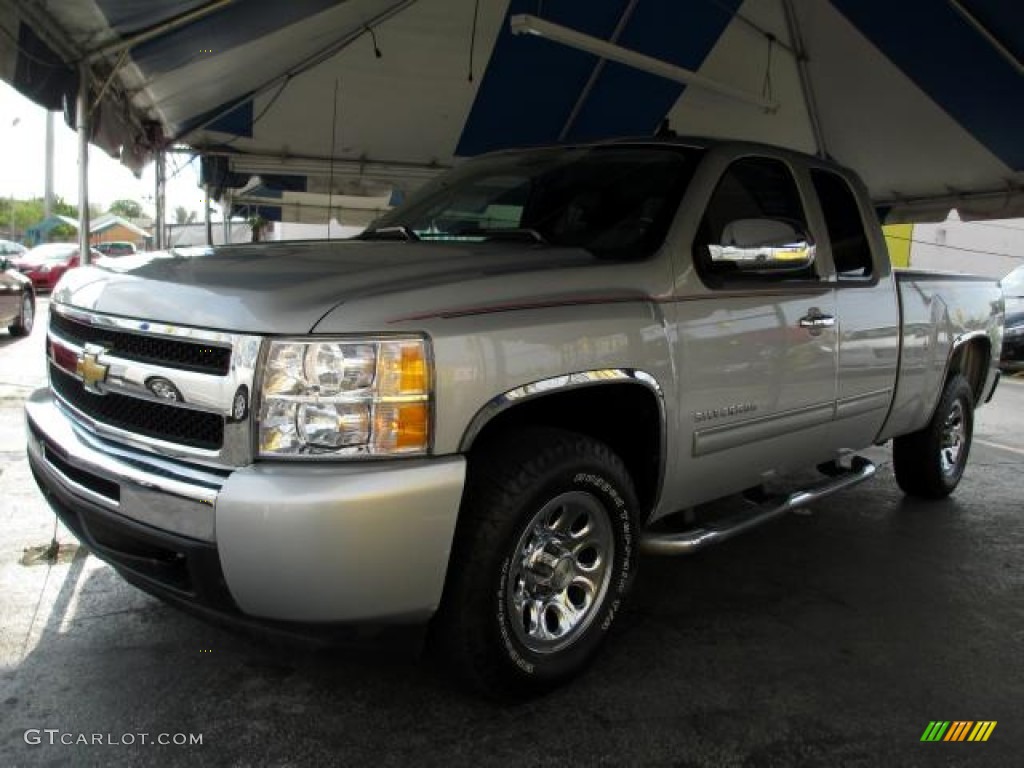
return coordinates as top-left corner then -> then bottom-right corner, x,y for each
400,344 -> 427,394
373,402 -> 429,453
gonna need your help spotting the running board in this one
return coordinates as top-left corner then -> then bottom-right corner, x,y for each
640,457 -> 877,556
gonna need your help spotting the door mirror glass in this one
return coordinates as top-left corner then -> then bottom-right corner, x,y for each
708,217 -> 815,271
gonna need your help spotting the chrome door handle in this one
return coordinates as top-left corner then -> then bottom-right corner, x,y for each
798,311 -> 836,330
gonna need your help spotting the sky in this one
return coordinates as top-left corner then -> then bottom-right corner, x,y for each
0,80 -> 215,220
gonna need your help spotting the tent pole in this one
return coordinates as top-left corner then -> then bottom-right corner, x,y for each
44,112 -> 54,220
948,0 -> 1023,76
511,14 -> 778,111
87,0 -> 234,61
205,184 -> 213,246
223,193 -> 232,244
781,0 -> 828,158
172,0 -> 420,143
155,150 -> 166,249
559,0 -> 638,141
77,65 -> 91,266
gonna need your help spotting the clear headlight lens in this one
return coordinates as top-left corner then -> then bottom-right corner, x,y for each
258,338 -> 431,457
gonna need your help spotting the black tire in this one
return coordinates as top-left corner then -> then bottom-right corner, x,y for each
433,427 -> 639,698
893,374 -> 974,499
8,292 -> 34,337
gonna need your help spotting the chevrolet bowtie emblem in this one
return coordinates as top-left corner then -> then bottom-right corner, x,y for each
76,344 -> 109,393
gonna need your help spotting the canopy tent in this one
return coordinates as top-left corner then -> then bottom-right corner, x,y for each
1,0 -> 1021,225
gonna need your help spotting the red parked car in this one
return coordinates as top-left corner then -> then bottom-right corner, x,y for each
12,243 -> 100,292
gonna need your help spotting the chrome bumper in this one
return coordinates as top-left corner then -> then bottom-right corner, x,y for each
26,388 -> 467,624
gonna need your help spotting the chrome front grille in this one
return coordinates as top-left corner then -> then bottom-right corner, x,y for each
47,304 -> 263,467
49,364 -> 225,450
50,311 -> 232,375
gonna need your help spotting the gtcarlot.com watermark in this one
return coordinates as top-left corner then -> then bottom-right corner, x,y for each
24,729 -> 203,747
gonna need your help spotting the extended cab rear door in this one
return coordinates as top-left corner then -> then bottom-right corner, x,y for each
807,166 -> 900,451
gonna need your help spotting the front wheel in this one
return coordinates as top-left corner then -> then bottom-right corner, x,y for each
8,292 -> 34,337
893,374 -> 974,498
433,428 -> 638,697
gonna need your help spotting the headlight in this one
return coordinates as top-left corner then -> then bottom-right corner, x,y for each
257,337 -> 431,457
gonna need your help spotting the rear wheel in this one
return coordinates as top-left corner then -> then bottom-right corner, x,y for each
434,427 -> 638,697
893,374 -> 974,498
8,293 -> 34,337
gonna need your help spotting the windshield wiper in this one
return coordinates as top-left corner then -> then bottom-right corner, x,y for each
359,225 -> 420,241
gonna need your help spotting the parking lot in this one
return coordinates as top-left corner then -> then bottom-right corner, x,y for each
2,299 -> 1022,766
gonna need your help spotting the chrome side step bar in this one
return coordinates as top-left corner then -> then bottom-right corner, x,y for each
640,457 -> 877,556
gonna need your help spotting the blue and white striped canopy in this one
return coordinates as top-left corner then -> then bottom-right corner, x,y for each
2,0 -> 1021,222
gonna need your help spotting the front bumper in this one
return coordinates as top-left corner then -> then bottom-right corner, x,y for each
26,388 -> 466,624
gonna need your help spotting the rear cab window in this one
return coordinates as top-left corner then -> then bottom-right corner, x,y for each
810,169 -> 875,281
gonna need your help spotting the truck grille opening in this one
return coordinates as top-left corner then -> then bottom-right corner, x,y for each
43,443 -> 121,503
50,311 -> 232,375
49,364 -> 224,450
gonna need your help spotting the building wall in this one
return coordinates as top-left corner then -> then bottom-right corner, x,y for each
273,222 -> 363,241
90,224 -> 148,248
898,212 -> 1024,279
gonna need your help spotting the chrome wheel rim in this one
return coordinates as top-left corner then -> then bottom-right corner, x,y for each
21,295 -> 33,332
940,400 -> 965,476
506,490 -> 614,654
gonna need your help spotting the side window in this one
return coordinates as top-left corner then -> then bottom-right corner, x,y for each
694,157 -> 817,287
810,169 -> 874,280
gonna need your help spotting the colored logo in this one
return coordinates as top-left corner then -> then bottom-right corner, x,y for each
76,344 -> 109,393
921,721 -> 997,742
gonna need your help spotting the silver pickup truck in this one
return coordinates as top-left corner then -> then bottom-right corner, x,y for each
26,138 -> 1003,695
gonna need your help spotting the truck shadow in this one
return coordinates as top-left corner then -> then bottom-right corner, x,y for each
4,462 -> 1021,766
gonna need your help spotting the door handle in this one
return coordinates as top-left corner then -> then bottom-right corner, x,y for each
798,310 -> 836,330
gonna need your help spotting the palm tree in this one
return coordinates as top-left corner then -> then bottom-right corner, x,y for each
174,206 -> 196,225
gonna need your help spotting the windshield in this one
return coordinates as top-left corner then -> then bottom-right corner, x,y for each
369,144 -> 701,259
21,243 -> 77,265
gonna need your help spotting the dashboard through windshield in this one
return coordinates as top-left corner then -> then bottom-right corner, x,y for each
367,144 -> 701,259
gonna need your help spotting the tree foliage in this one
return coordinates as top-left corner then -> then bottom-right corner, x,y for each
174,205 -> 196,225
0,196 -> 78,241
109,199 -> 143,219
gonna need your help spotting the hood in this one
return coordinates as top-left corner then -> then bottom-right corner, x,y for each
52,240 -> 600,334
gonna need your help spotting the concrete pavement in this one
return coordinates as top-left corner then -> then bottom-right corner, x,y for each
1,301 -> 1021,766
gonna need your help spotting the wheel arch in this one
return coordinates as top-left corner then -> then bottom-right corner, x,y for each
945,332 -> 992,406
459,370 -> 666,522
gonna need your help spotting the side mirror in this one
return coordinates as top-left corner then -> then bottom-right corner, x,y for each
0,257 -> 8,271
708,218 -> 816,272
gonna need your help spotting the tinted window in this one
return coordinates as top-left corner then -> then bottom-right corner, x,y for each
811,169 -> 873,279
693,157 -> 816,286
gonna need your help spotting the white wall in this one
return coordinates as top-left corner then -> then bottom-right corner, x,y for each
910,211 -> 1024,279
273,221 -> 364,241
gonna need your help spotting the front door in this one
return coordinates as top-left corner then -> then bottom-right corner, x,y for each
665,153 -> 838,509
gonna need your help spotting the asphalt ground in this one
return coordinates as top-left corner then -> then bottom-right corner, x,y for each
1,299 -> 1022,767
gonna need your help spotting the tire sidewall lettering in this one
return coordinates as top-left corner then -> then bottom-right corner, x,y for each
493,467 -> 636,679
496,556 -> 536,675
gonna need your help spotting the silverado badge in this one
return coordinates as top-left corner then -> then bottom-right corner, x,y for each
76,344 -> 109,393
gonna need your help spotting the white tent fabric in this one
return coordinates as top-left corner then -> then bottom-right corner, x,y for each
2,0 -> 1021,223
